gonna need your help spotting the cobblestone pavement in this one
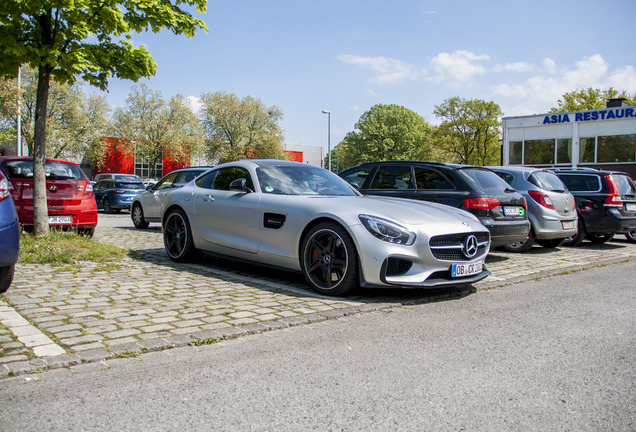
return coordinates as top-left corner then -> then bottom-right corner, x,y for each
1,213 -> 635,377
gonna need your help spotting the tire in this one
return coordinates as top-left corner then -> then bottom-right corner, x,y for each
300,222 -> 358,296
77,228 -> 95,238
626,231 -> 636,243
562,218 -> 586,246
536,238 -> 566,248
586,233 -> 614,244
0,265 -> 15,294
505,228 -> 536,253
132,203 -> 149,229
103,198 -> 113,214
163,208 -> 196,262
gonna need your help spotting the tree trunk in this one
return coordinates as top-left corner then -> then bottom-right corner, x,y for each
32,64 -> 53,236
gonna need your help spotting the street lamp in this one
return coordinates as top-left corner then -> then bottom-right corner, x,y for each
322,110 -> 331,171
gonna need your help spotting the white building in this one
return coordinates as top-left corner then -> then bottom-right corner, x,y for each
502,99 -> 636,178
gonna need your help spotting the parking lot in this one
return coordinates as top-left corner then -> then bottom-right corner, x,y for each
2,212 -> 636,377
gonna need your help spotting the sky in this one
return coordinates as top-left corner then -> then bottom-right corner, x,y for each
96,0 -> 636,154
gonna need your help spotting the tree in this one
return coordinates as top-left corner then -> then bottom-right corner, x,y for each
199,91 -> 286,163
0,67 -> 110,160
433,97 -> 502,166
0,0 -> 207,236
109,84 -> 203,178
336,104 -> 432,170
550,88 -> 636,112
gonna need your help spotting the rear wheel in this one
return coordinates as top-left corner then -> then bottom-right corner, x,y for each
103,198 -> 113,214
626,231 -> 636,243
0,265 -> 15,293
563,218 -> 586,246
132,203 -> 149,229
300,222 -> 358,296
163,208 -> 196,262
505,228 -> 536,253
586,233 -> 614,244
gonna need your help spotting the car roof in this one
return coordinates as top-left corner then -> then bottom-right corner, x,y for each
0,156 -> 80,166
553,167 -> 630,176
488,166 -> 552,174
343,160 -> 483,170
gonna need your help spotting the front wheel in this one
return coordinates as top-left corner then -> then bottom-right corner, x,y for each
300,222 -> 358,296
132,203 -> 149,229
626,231 -> 636,243
163,208 -> 196,262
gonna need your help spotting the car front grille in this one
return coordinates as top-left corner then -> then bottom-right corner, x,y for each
429,232 -> 490,261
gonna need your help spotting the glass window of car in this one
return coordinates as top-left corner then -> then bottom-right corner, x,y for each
528,171 -> 567,192
414,167 -> 454,190
612,174 -> 636,196
154,172 -> 178,190
461,168 -> 512,193
340,168 -> 372,189
369,165 -> 413,190
494,171 -> 515,185
117,182 -> 145,190
206,167 -> 254,191
175,170 -> 202,184
558,174 -> 601,192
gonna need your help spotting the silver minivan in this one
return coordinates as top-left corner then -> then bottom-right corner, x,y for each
489,166 -> 577,252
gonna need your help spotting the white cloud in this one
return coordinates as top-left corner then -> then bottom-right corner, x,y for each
493,62 -> 533,73
608,65 -> 636,92
186,95 -> 202,114
428,50 -> 490,84
337,54 -> 420,84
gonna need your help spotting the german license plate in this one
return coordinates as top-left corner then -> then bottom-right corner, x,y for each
503,206 -> 524,216
626,203 -> 636,211
49,215 -> 71,224
452,260 -> 483,278
562,221 -> 575,230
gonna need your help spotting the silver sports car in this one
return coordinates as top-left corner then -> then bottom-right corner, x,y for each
162,159 -> 491,296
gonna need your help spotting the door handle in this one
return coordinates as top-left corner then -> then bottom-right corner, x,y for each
203,195 -> 215,202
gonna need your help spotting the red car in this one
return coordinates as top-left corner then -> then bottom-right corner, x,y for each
0,157 -> 98,237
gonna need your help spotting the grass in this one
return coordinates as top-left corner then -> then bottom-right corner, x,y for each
18,230 -> 129,266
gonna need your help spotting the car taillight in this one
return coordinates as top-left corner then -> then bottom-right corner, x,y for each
604,175 -> 622,207
527,190 -> 554,210
0,175 -> 9,200
463,197 -> 500,210
113,190 -> 126,194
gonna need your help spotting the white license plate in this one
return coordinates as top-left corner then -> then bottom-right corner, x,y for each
49,215 -> 72,224
503,206 -> 523,216
452,260 -> 483,278
562,221 -> 575,230
626,203 -> 636,211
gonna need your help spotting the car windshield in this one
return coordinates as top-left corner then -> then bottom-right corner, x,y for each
528,171 -> 567,192
613,174 -> 636,197
3,160 -> 84,181
257,165 -> 358,196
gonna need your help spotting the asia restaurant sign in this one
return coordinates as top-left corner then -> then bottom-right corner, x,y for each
542,107 -> 636,124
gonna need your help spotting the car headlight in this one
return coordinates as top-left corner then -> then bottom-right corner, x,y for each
359,215 -> 416,245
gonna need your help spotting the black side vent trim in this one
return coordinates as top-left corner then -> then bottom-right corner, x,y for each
264,212 -> 286,229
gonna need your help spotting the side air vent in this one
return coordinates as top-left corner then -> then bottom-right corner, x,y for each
264,212 -> 286,229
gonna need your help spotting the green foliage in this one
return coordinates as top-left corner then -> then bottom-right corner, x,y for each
549,88 -> 636,113
335,104 -> 433,170
109,84 -> 203,178
433,97 -> 502,166
199,91 -> 287,163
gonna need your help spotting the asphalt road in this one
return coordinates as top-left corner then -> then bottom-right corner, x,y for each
1,259 -> 634,431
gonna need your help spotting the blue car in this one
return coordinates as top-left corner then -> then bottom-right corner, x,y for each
0,170 -> 20,293
93,180 -> 146,214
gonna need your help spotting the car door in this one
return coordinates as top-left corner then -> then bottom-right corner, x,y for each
144,172 -> 179,220
191,166 -> 261,254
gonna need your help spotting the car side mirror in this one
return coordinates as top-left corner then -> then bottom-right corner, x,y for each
229,178 -> 253,193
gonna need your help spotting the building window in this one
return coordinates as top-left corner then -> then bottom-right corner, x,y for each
510,141 -> 523,164
556,138 -> 572,164
135,159 -> 162,180
597,134 -> 636,163
579,137 -> 596,163
524,139 -> 555,165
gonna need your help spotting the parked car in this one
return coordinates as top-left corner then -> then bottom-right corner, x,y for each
161,159 -> 491,296
554,168 -> 636,246
0,157 -> 98,237
131,166 -> 212,229
0,170 -> 20,293
488,166 -> 577,252
93,173 -> 143,183
338,161 -> 529,248
93,179 -> 146,214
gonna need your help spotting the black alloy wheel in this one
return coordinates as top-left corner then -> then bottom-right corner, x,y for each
300,222 -> 358,296
163,208 -> 196,262
132,203 -> 149,229
103,198 -> 113,214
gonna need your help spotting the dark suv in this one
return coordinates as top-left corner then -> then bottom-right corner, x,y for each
554,168 -> 636,245
339,161 -> 530,247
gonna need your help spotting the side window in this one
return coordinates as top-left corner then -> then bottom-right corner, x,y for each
493,171 -> 514,186
211,167 -> 254,191
175,171 -> 198,184
369,165 -> 413,190
414,167 -> 455,190
558,174 -> 601,192
340,168 -> 372,189
155,173 -> 178,190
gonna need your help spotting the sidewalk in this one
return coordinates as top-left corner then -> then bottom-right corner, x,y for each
2,215 -> 635,377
